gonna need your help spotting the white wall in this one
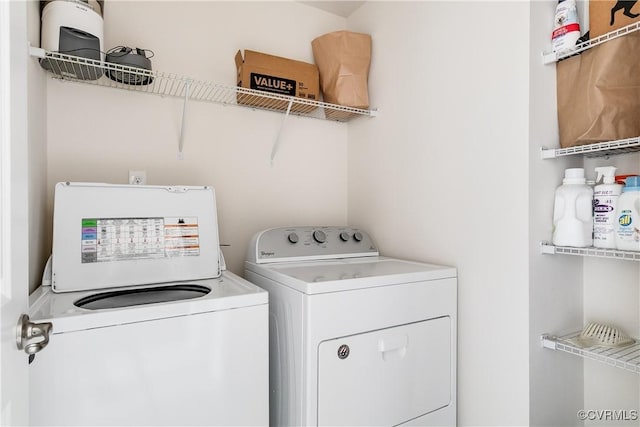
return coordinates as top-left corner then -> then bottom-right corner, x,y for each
28,1 -> 48,292
45,1 -> 350,276
347,2 -> 530,425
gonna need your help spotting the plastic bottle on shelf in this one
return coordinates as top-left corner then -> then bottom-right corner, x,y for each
552,168 -> 593,248
616,174 -> 639,185
615,176 -> 640,251
551,0 -> 581,54
593,166 -> 623,249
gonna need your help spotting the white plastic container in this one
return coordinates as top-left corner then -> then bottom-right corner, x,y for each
41,0 -> 104,54
552,168 -> 593,247
616,176 -> 640,251
551,0 -> 581,54
593,167 -> 623,248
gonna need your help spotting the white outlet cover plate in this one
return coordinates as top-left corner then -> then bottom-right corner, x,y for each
128,170 -> 147,185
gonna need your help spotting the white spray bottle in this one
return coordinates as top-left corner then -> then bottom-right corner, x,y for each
593,166 -> 623,248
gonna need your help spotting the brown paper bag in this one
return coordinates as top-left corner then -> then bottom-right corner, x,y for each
557,31 -> 640,148
311,31 -> 372,110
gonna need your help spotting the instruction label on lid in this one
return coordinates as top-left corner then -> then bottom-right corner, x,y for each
164,217 -> 200,257
81,216 -> 200,263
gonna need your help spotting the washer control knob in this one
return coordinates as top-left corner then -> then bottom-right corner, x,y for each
353,232 -> 364,242
339,232 -> 350,242
313,230 -> 327,244
287,232 -> 299,244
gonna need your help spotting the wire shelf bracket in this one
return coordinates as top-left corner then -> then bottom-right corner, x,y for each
177,80 -> 191,160
29,46 -> 377,160
270,99 -> 293,166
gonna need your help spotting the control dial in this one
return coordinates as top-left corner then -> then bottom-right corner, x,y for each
312,230 -> 327,244
339,232 -> 350,242
287,232 -> 299,244
353,232 -> 363,242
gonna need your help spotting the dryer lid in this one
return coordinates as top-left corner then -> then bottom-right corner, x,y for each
51,182 -> 221,293
249,257 -> 457,294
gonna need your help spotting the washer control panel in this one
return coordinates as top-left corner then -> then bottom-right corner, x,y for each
249,226 -> 378,263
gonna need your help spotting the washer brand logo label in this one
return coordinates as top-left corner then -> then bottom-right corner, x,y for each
250,73 -> 296,96
337,344 -> 350,359
260,251 -> 275,257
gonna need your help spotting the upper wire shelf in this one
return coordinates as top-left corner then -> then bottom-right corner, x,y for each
543,21 -> 640,64
540,136 -> 640,159
30,47 -> 376,123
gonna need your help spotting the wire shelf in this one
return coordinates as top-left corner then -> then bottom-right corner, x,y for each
543,21 -> 640,64
32,48 -> 376,123
540,242 -> 640,261
540,137 -> 640,159
541,332 -> 640,374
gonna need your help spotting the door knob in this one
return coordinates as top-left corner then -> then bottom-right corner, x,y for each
16,314 -> 52,355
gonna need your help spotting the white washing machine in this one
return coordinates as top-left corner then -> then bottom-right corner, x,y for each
28,182 -> 268,426
244,226 -> 457,427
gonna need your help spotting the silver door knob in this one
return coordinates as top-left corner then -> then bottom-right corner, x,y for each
16,314 -> 52,355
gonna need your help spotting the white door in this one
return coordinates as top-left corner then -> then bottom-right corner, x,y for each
1,1 -> 31,425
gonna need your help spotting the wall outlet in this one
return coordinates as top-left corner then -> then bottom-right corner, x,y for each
129,170 -> 147,185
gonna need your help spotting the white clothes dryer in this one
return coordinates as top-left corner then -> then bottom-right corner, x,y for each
28,183 -> 268,426
244,226 -> 457,427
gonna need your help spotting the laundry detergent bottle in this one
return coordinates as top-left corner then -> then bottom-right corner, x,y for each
552,168 -> 593,247
593,166 -> 623,248
616,175 -> 640,251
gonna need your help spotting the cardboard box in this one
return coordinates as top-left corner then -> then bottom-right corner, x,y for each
590,0 -> 640,38
235,49 -> 319,113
